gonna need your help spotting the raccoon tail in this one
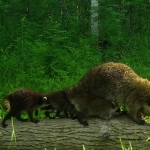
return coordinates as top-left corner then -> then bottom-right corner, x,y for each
3,99 -> 11,112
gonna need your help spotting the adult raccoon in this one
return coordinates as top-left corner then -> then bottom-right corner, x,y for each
66,62 -> 150,125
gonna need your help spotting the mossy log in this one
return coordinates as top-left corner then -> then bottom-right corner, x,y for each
0,115 -> 150,150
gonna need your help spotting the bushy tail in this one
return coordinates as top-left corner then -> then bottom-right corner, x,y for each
3,99 -> 10,112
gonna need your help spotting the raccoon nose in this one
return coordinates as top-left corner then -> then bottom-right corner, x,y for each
43,97 -> 47,102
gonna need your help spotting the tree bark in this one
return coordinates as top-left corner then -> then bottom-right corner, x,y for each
91,0 -> 99,36
0,115 -> 150,150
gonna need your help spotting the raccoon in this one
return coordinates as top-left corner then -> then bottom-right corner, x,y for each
65,91 -> 120,126
42,90 -> 75,119
66,62 -> 150,125
2,88 -> 47,128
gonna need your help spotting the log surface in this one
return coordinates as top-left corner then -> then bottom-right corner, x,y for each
0,115 -> 150,150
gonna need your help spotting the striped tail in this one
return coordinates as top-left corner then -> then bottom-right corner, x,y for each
3,99 -> 11,112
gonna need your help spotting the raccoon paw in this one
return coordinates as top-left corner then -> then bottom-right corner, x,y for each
79,120 -> 89,127
2,123 -> 8,128
32,119 -> 39,124
35,110 -> 38,116
131,115 -> 145,125
45,111 -> 50,118
82,121 -> 89,127
136,113 -> 145,125
71,115 -> 77,120
137,119 -> 145,125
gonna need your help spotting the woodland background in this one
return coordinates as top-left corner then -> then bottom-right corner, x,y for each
0,0 -> 150,118
0,1 -> 150,149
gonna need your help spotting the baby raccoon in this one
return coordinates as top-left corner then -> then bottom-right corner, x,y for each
65,91 -> 120,126
2,88 -> 47,128
43,90 -> 75,119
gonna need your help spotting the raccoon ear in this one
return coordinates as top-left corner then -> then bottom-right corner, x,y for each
43,97 -> 47,102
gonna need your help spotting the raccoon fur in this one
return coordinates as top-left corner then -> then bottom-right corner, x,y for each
65,91 -> 120,126
66,62 -> 150,125
42,90 -> 75,119
2,88 -> 47,128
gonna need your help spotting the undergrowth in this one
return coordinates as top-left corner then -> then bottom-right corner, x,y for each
0,0 -> 149,149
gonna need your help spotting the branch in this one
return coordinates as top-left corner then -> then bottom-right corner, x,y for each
0,115 -> 150,150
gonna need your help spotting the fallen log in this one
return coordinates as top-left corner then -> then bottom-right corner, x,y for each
0,115 -> 150,150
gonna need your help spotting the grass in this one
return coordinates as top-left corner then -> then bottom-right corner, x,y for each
7,117 -> 17,150
120,137 -> 132,150
10,117 -> 17,142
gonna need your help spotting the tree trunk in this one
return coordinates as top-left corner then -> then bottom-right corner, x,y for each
91,0 -> 99,36
0,115 -> 150,150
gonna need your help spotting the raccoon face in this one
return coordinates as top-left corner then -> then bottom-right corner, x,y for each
43,97 -> 47,103
37,96 -> 48,107
41,96 -> 49,107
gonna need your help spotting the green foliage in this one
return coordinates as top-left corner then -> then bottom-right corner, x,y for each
7,117 -> 17,149
0,0 -> 150,122
98,0 -> 150,62
0,1 -> 149,149
120,137 -> 132,150
0,12 -> 100,96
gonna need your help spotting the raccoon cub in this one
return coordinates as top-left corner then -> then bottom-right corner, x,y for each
2,88 -> 47,128
42,90 -> 75,119
65,90 -> 120,126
